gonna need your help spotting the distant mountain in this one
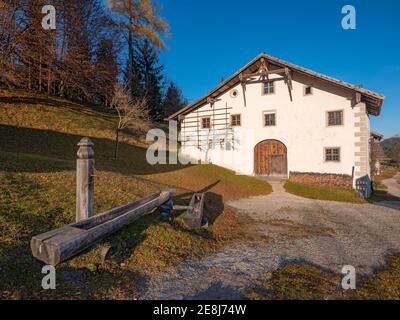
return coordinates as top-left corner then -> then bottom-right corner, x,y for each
381,136 -> 400,163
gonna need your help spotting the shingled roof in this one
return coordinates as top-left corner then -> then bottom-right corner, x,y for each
169,53 -> 385,120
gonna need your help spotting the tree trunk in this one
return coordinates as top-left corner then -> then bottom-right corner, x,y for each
39,53 -> 42,92
28,60 -> 31,91
47,64 -> 51,94
114,128 -> 120,160
60,80 -> 64,97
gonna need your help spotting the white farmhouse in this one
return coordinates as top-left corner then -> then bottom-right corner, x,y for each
169,53 -> 385,197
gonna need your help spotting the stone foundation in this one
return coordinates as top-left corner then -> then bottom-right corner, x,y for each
289,172 -> 353,189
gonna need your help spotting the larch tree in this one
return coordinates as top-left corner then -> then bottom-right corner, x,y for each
107,0 -> 169,96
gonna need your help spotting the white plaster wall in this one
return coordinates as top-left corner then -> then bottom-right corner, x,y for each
181,74 -> 359,177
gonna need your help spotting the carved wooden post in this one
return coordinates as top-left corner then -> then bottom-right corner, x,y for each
76,137 -> 94,222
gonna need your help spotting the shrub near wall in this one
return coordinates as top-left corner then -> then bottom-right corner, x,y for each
289,172 -> 353,189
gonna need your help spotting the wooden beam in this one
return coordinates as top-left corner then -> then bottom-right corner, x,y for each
183,193 -> 206,230
242,68 -> 287,79
356,92 -> 362,104
285,68 -> 293,102
240,73 -> 247,107
240,59 -> 293,104
207,97 -> 221,105
31,190 -> 176,266
245,77 -> 286,85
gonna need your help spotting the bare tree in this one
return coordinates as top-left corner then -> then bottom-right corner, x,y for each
111,83 -> 149,159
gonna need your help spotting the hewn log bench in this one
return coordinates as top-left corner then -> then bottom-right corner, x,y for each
31,189 -> 175,266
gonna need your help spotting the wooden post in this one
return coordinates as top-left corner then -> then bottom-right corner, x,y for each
183,193 -> 206,230
76,137 -> 94,222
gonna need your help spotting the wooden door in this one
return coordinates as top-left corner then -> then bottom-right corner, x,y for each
254,140 -> 287,176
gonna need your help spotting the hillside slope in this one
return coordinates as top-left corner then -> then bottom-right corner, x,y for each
0,90 -> 271,299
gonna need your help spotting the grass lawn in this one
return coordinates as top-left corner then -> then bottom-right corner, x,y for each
0,91 -> 272,299
284,181 -> 366,204
246,255 -> 400,300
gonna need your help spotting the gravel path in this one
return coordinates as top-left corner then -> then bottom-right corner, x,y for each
379,173 -> 400,210
140,179 -> 400,300
383,173 -> 400,197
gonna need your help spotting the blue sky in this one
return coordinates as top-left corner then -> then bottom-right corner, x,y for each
157,0 -> 400,138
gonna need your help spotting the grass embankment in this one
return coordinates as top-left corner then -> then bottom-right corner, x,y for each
284,181 -> 366,204
247,255 -> 400,300
0,90 -> 272,299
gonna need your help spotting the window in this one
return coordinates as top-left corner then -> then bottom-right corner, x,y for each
327,111 -> 344,126
304,85 -> 313,96
325,148 -> 340,162
231,114 -> 241,127
230,89 -> 239,98
264,112 -> 276,126
263,81 -> 275,95
201,117 -> 211,129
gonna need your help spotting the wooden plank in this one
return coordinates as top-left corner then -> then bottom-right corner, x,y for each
243,68 -> 287,79
31,190 -> 175,266
183,193 -> 206,230
254,140 -> 287,176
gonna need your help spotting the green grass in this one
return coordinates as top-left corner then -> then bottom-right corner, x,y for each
284,181 -> 366,204
247,256 -> 400,300
0,91 -> 272,299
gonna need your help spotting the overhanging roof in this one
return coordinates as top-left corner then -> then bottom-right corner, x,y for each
371,131 -> 384,141
169,53 -> 385,120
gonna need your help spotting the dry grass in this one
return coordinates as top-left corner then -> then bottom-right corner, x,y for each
264,219 -> 335,238
0,91 -> 272,299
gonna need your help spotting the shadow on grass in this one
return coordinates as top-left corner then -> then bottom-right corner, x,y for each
0,124 -> 191,175
104,181 -> 225,265
0,151 -> 75,173
0,136 -> 228,298
0,172 -> 76,298
247,258 -> 341,300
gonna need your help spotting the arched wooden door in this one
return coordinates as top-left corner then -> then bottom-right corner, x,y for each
254,140 -> 287,176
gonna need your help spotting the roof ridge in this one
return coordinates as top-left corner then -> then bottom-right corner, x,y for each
169,53 -> 385,120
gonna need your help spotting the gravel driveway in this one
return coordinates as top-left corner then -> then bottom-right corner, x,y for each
140,179 -> 400,300
380,173 -> 400,210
